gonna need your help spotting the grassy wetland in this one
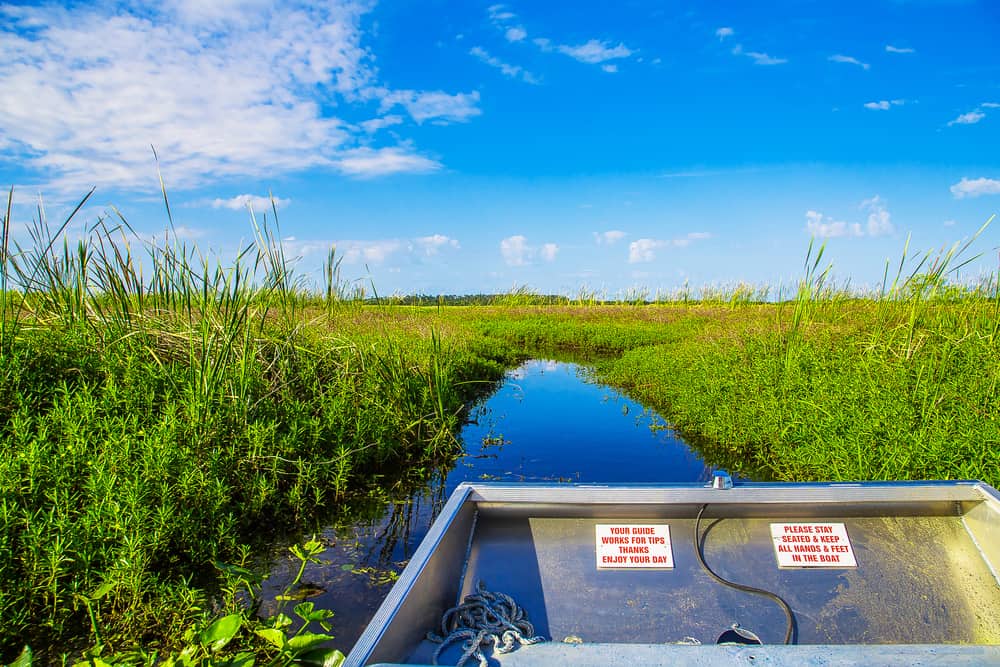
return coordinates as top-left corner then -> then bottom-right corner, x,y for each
1,189 -> 998,663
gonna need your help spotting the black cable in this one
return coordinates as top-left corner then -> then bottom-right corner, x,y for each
694,503 -> 797,645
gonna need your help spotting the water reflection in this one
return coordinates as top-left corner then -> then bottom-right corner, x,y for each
262,359 -> 713,649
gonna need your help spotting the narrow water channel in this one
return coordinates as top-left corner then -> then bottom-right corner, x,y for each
260,359 -> 713,650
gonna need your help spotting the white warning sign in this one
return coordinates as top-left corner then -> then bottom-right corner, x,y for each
595,524 -> 673,569
770,522 -> 857,568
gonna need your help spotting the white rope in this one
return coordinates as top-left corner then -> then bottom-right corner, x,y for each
428,581 -> 546,666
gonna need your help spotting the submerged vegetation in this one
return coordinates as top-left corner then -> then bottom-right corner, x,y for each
1,187 -> 997,662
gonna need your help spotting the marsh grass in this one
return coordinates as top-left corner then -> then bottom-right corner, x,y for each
2,181 -> 996,662
0,188 -> 505,661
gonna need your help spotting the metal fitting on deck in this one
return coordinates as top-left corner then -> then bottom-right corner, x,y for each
710,470 -> 733,489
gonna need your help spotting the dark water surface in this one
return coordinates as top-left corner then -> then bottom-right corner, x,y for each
261,360 -> 713,650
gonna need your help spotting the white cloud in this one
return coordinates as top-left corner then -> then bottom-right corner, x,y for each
862,195 -> 893,236
379,90 -> 481,124
628,233 -> 708,262
148,224 -> 208,241
716,27 -> 734,40
556,39 -> 633,64
829,54 -> 870,70
805,211 -> 862,238
525,29 -> 635,70
505,26 -> 527,42
469,46 -> 539,84
0,2 -> 468,192
414,234 -> 460,255
804,197 -> 893,238
947,102 -> 1000,127
948,111 -> 985,126
348,240 -> 403,264
943,219 -> 957,227
730,44 -> 786,65
499,235 -> 557,265
500,235 -> 530,266
594,230 -> 627,245
487,5 -> 515,22
334,147 -> 441,177
864,99 -> 904,111
360,115 -> 404,134
282,234 -> 458,265
745,51 -> 788,65
885,45 -> 915,54
628,238 -> 666,263
281,237 -> 404,264
670,231 -> 713,248
950,177 -> 1000,199
211,194 -> 290,211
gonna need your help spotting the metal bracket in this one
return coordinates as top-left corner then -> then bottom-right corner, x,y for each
710,470 -> 733,490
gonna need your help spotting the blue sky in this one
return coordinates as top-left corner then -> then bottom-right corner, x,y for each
1,0 -> 998,296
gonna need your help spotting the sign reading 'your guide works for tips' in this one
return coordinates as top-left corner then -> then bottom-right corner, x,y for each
596,524 -> 673,569
770,522 -> 857,567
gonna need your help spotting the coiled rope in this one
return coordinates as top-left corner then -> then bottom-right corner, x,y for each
428,580 -> 546,667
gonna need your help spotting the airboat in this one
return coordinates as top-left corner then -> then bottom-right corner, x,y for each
345,476 -> 1000,666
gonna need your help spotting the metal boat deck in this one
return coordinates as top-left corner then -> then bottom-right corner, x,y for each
346,480 -> 1000,666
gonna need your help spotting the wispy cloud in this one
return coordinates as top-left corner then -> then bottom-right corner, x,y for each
829,54 -> 870,70
947,102 -> 997,127
885,45 -> 915,54
627,232 -> 710,263
594,230 -> 627,245
282,237 -> 404,264
715,27 -> 734,40
505,26 -> 527,42
864,99 -> 905,111
948,102 -> 1000,127
414,234 -> 460,255
469,46 -> 539,84
342,240 -> 403,264
282,233 -> 459,265
0,2 -> 469,193
499,235 -> 558,265
745,51 -> 788,66
804,196 -> 893,238
210,194 -> 290,211
147,224 -> 209,242
554,39 -> 633,65
485,6 -> 634,72
950,177 -> 1000,199
487,4 -> 516,22
360,115 -> 404,134
379,90 -> 481,124
334,147 -> 441,177
730,43 -> 787,66
948,111 -> 985,126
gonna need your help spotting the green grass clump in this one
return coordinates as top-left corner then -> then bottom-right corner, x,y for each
0,190 -> 511,661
